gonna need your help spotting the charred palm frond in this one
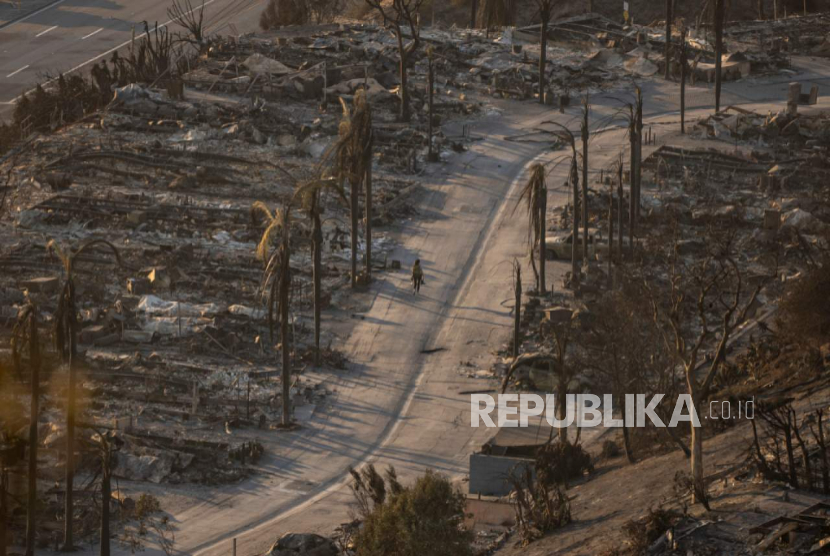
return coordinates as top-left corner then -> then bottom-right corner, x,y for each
252,201 -> 287,263
515,164 -> 547,291
254,204 -> 291,342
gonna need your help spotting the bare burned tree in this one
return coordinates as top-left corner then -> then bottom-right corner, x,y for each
364,0 -> 425,122
649,232 -> 761,508
501,312 -> 579,443
167,0 -> 206,49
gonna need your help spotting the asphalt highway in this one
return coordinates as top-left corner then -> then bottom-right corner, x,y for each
0,0 -> 266,119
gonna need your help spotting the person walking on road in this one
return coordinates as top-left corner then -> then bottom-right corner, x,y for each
412,259 -> 425,294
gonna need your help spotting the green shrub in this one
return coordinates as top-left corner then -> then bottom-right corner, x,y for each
353,469 -> 472,556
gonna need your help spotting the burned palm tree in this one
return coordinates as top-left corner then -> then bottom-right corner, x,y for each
11,303 -> 40,556
540,121 -> 580,285
330,91 -> 373,287
515,164 -> 547,294
48,239 -> 122,551
252,202 -> 293,425
293,179 -> 348,367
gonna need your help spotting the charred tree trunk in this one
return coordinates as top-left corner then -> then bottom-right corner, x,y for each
635,89 -> 643,223
63,285 -> 78,552
608,183 -> 614,277
617,163 -> 624,257
628,116 -> 636,258
622,424 -> 635,463
539,185 -> 547,295
784,412 -> 799,488
470,0 -> 478,28
281,245 -> 292,426
100,453 -> 111,556
396,31 -> 410,122
680,27 -> 688,133
813,410 -> 829,494
758,0 -> 765,19
714,0 -> 725,112
539,18 -> 548,104
581,96 -> 589,265
571,159 -> 580,286
690,406 -> 710,509
365,137 -> 373,279
513,264 -> 521,359
1,464 -> 7,556
26,314 -> 40,556
350,178 -> 359,288
665,0 -> 673,79
312,195 -> 322,367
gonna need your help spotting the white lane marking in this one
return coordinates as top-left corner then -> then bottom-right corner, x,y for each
6,64 -> 30,77
1,0 -> 222,104
35,25 -> 58,37
0,0 -> 67,30
81,27 -> 103,39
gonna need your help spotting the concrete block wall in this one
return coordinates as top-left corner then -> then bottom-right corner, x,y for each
469,453 -> 534,497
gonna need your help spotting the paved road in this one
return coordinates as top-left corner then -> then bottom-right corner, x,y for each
0,0 -> 266,119
175,62 -> 830,556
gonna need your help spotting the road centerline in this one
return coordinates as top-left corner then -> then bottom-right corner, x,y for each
35,25 -> 58,37
81,27 -> 103,39
6,64 -> 29,78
